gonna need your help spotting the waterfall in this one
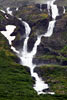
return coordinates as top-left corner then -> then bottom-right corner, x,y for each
40,4 -> 42,11
16,8 -> 19,11
19,0 -> 59,95
50,0 -> 59,20
1,25 -> 19,54
6,7 -> 13,16
0,10 -> 6,13
47,1 -> 51,15
19,22 -> 49,95
1,25 -> 16,45
63,6 -> 66,14
0,0 -> 59,95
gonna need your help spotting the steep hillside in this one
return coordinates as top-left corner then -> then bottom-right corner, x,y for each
0,32 -> 67,100
0,0 -> 67,100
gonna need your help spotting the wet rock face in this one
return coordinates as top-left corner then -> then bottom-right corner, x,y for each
58,6 -> 64,16
0,11 -> 25,50
36,4 -> 47,10
15,4 -> 48,25
0,2 -> 67,66
33,12 -> 67,65
13,4 -> 49,52
55,0 -> 67,6
27,18 -> 49,52
30,5 -> 67,66
0,3 -> 49,51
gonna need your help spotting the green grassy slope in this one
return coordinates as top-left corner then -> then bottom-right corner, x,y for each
0,30 -> 67,100
35,64 -> 67,95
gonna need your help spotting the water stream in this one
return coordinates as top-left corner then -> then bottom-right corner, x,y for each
0,0 -> 60,95
63,6 -> 66,14
19,0 -> 59,95
40,4 -> 42,11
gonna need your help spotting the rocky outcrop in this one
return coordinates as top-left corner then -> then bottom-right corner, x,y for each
0,3 -> 67,66
13,4 -> 49,51
0,11 -> 25,50
33,12 -> 67,66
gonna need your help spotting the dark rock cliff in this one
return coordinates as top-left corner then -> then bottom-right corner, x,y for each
0,3 -> 67,66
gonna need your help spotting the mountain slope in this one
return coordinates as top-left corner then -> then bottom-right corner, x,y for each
0,32 -> 67,100
0,1 -> 67,100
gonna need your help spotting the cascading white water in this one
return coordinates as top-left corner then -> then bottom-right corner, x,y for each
0,7 -> 19,54
63,6 -> 66,14
47,0 -> 59,19
50,0 -> 59,20
40,4 -> 42,11
1,25 -> 19,54
16,8 -> 19,11
0,0 -> 59,95
47,1 -> 51,15
1,25 -> 16,45
0,10 -> 6,14
6,7 -> 13,15
19,0 -> 59,95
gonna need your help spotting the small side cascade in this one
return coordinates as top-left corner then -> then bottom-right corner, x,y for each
47,1 -> 51,15
0,10 -> 6,13
40,4 -> 42,11
63,6 -> 66,14
16,8 -> 19,11
6,7 -> 13,16
0,25 -> 19,54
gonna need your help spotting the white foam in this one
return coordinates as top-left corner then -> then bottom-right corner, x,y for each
1,25 -> 16,45
63,6 -> 65,14
19,0 -> 59,95
40,4 -> 42,11
5,15 -> 9,19
51,0 -> 59,19
0,10 -> 6,13
6,7 -> 13,15
44,20 -> 56,37
11,46 -> 19,54
47,1 -> 51,15
16,8 -> 19,11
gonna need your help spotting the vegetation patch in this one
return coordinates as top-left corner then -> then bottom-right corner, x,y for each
35,64 -> 67,95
